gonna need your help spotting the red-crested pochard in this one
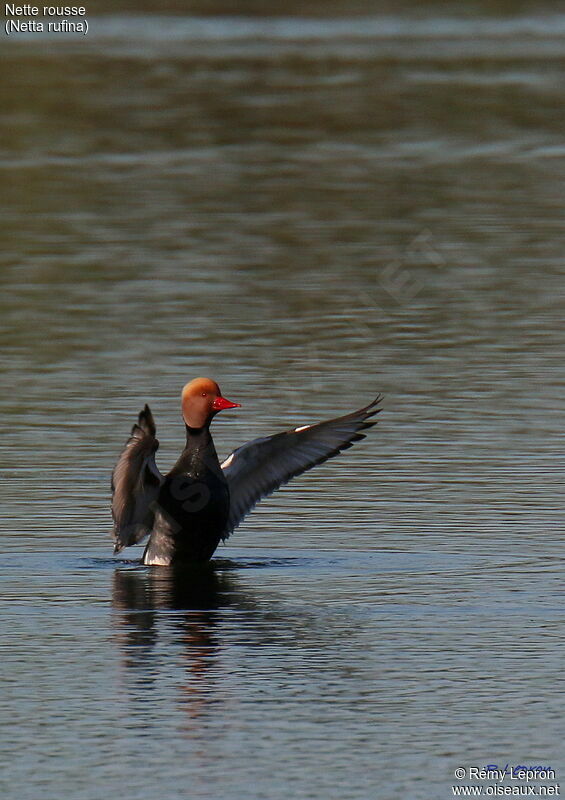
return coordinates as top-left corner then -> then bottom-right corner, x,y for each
112,378 -> 382,565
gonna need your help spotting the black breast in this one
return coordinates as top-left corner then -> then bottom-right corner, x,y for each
144,426 -> 230,564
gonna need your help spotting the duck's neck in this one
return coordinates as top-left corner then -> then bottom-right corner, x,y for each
177,424 -> 220,477
185,424 -> 212,449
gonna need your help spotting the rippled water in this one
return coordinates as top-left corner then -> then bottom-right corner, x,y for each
1,6 -> 564,799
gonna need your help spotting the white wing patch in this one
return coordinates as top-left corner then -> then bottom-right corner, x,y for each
294,425 -> 311,433
221,453 -> 235,469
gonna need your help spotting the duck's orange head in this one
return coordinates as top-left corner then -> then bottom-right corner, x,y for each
181,377 -> 241,429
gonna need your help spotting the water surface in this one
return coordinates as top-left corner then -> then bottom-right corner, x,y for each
1,6 -> 564,799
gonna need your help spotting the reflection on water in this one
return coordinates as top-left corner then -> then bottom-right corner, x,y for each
112,566 -> 238,721
113,563 -> 234,612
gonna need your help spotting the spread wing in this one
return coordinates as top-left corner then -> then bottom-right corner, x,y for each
111,405 -> 163,553
221,395 -> 382,538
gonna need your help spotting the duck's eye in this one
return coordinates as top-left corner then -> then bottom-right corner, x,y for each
201,392 -> 207,397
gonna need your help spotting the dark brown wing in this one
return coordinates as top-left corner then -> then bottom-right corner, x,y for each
221,396 -> 382,538
111,405 -> 163,553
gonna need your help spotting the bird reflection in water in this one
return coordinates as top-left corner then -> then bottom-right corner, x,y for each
112,563 -> 247,725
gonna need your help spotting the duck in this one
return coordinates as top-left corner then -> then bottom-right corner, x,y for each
111,377 -> 382,566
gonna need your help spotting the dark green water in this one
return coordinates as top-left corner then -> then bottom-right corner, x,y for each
1,6 -> 564,799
